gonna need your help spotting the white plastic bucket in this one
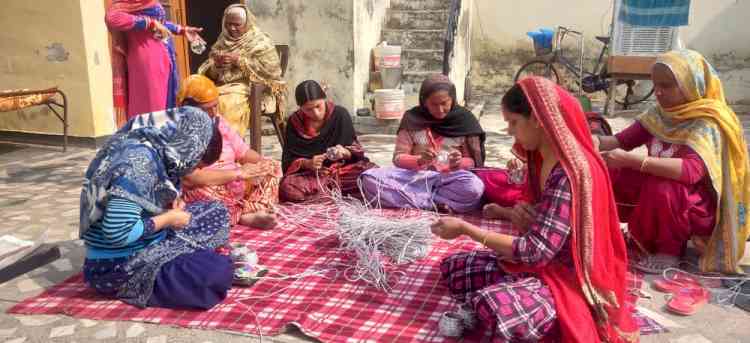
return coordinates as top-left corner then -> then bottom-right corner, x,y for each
378,44 -> 402,68
374,89 -> 405,119
380,67 -> 402,89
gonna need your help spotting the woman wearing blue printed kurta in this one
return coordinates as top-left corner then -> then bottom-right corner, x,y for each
79,106 -> 231,309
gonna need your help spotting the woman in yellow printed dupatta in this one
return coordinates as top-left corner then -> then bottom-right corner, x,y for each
597,49 -> 749,274
198,4 -> 286,137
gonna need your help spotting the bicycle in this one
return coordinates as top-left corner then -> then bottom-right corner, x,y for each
514,26 -> 654,109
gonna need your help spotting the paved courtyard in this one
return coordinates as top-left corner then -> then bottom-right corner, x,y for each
0,106 -> 748,342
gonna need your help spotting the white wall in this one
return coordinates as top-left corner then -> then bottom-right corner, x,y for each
246,0 -> 356,111
0,0 -> 115,138
472,0 -> 750,104
354,0 -> 391,111
448,0 -> 472,104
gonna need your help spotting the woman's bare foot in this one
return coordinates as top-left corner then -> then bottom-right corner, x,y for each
482,203 -> 507,219
239,211 -> 277,229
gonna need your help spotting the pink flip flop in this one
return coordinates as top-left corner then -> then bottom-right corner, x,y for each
665,286 -> 710,316
652,273 -> 702,293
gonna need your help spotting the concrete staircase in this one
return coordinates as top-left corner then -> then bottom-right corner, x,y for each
356,0 -> 453,135
381,0 -> 449,95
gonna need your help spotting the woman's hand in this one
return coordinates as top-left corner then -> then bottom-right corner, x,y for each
151,21 -> 172,41
172,198 -> 186,210
483,203 -> 510,220
183,26 -> 204,43
226,52 -> 240,65
328,145 -> 351,161
506,158 -> 522,170
601,149 -> 641,170
508,203 -> 536,231
417,149 -> 437,166
306,154 -> 326,170
591,135 -> 601,152
447,148 -> 463,170
166,209 -> 191,230
431,217 -> 467,240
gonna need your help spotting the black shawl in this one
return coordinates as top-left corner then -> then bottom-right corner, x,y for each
398,105 -> 486,166
282,104 -> 358,173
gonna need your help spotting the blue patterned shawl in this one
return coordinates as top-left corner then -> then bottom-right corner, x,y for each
79,107 -> 215,238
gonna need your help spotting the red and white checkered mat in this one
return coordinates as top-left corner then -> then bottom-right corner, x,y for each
9,204 -> 664,342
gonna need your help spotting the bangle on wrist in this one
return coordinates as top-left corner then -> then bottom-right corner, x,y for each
480,230 -> 489,246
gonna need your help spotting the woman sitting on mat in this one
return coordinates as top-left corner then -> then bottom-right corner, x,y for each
432,77 -> 637,342
178,75 -> 281,229
279,80 -> 377,202
595,49 -> 750,274
80,107 -> 233,310
360,74 -> 485,213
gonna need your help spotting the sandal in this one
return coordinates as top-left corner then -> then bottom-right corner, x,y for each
665,286 -> 710,316
632,254 -> 679,274
652,273 -> 702,293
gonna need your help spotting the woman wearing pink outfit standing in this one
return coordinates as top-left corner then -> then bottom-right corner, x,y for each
105,0 -> 203,125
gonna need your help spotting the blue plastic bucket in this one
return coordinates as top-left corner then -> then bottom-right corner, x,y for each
526,28 -> 554,55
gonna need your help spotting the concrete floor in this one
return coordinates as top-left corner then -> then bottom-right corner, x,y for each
0,106 -> 748,342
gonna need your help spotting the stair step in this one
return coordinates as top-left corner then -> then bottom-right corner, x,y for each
386,10 -> 449,30
402,49 -> 443,73
390,0 -> 450,11
382,29 -> 445,50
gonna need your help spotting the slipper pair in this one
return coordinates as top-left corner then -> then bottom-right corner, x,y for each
652,273 -> 710,316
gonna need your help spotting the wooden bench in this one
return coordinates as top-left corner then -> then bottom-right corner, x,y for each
0,87 -> 69,152
248,44 -> 289,152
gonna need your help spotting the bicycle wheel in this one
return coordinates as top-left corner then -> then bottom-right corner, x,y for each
612,80 -> 654,108
514,60 -> 561,84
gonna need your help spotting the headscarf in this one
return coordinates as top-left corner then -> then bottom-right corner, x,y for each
638,49 -> 750,274
106,0 -> 160,127
79,107 -> 215,238
282,102 -> 358,173
197,4 -> 287,119
504,77 -> 638,342
398,74 -> 486,166
177,75 -> 220,105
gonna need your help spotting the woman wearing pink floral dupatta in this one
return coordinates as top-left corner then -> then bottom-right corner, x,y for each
433,77 -> 637,342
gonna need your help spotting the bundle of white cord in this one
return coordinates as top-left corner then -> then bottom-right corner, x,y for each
335,199 -> 434,291
291,170 -> 439,291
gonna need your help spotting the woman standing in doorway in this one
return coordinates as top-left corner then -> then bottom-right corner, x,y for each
106,0 -> 204,125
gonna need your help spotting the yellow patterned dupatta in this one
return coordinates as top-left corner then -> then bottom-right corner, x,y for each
638,49 -> 750,274
198,4 -> 287,136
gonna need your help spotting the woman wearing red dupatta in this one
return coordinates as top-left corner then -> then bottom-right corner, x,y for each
432,77 -> 638,342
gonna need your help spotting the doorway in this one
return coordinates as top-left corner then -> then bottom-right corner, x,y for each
185,0 -> 239,72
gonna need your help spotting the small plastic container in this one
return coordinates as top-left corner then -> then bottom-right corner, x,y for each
190,38 -> 207,55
